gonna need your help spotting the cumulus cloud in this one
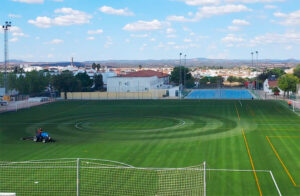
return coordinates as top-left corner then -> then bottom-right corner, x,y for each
130,34 -> 149,38
99,6 -> 134,16
8,14 -> 22,18
274,10 -> 300,26
86,36 -> 95,40
45,39 -> 64,44
222,34 -> 244,43
123,20 -> 165,31
9,37 -> 19,42
232,19 -> 250,25
179,0 -> 285,5
87,29 -> 104,34
12,0 -> 43,3
167,4 -> 251,22
28,8 -> 92,28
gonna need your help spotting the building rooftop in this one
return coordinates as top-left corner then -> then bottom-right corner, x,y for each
120,70 -> 169,78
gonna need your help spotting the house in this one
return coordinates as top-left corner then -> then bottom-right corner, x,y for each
263,76 -> 283,95
107,70 -> 169,93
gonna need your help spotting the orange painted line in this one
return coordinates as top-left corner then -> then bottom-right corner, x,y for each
242,129 -> 263,196
235,103 -> 240,121
266,136 -> 300,187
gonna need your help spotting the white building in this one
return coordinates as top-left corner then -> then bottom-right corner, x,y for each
107,70 -> 169,92
263,79 -> 283,95
102,71 -> 117,87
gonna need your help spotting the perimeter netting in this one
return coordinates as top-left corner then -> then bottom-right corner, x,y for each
0,159 -> 206,196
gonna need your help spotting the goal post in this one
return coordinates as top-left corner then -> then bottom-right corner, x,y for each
0,159 -> 206,196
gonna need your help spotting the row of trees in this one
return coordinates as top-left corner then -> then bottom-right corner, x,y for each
277,65 -> 300,97
170,66 -> 195,88
1,71 -> 104,98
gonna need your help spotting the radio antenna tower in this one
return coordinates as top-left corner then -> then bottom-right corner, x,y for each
2,21 -> 12,94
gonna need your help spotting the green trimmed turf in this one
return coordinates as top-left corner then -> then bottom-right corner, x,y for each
0,100 -> 299,195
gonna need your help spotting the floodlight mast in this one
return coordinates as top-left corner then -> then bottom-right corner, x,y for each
256,51 -> 259,90
184,54 -> 187,89
179,52 -> 182,99
2,21 -> 12,95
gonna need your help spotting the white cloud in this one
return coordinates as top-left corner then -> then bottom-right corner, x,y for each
167,4 -> 251,22
139,43 -> 147,51
232,19 -> 250,25
99,6 -> 134,16
8,14 -> 22,18
12,0 -> 43,3
285,45 -> 293,50
250,31 -> 300,45
87,29 -> 103,34
274,10 -> 300,26
184,38 -> 192,42
150,38 -> 156,42
46,39 -> 64,44
227,26 -> 240,31
104,36 -> 113,48
28,8 -> 92,28
222,34 -> 244,43
180,0 -> 284,6
123,20 -> 165,31
48,54 -> 54,58
12,32 -> 27,37
225,0 -> 285,3
181,0 -> 220,6
264,5 -> 277,9
130,34 -> 149,38
166,28 -> 176,34
166,34 -> 177,38
87,36 -> 95,40
9,37 -> 19,42
167,42 -> 176,45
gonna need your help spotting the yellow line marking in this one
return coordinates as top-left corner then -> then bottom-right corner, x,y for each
266,136 -> 300,187
242,129 -> 263,195
269,136 -> 300,138
235,103 -> 240,121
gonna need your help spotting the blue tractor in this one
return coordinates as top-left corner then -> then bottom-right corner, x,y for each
22,130 -> 55,143
34,132 -> 54,143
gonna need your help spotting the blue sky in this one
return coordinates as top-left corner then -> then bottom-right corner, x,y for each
0,0 -> 300,61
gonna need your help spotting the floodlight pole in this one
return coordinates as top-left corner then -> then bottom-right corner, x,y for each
179,53 -> 182,99
2,21 -> 12,95
184,54 -> 187,90
256,51 -> 259,90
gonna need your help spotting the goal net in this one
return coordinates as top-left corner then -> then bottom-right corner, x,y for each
0,159 -> 206,196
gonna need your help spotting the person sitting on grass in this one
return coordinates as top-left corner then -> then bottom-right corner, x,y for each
36,128 -> 43,139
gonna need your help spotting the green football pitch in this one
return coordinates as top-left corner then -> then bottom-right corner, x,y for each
0,100 -> 299,195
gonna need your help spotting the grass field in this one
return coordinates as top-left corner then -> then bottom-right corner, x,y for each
0,100 -> 299,195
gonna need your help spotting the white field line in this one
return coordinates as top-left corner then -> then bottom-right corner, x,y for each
239,100 -> 242,107
206,168 -> 270,173
269,171 -> 282,196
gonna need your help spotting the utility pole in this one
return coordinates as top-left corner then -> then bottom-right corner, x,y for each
2,21 -> 11,95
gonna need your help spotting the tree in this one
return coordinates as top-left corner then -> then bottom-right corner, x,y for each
272,87 -> 280,95
278,74 -> 299,97
258,68 -> 285,82
92,63 -> 101,72
227,76 -> 235,83
53,71 -> 81,99
75,72 -> 93,91
199,77 -> 209,85
170,66 -> 193,86
293,64 -> 300,79
94,74 -> 104,91
138,65 -> 142,70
